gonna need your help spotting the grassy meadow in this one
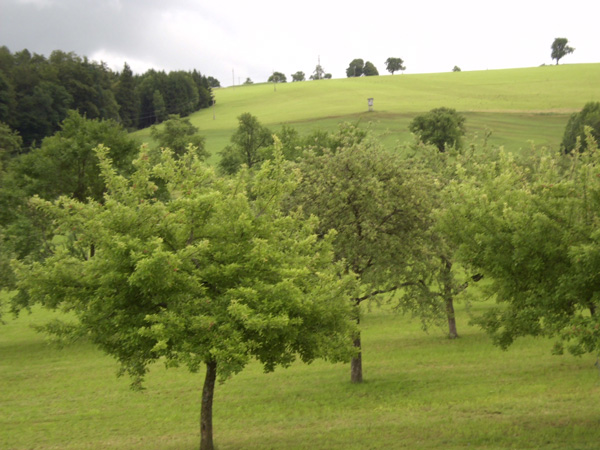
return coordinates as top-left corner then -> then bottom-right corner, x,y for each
3,64 -> 600,449
134,63 -> 600,160
2,298 -> 600,450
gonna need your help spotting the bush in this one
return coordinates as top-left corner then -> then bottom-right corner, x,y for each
561,102 -> 600,153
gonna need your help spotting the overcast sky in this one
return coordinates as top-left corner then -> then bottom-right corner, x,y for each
1,0 -> 598,86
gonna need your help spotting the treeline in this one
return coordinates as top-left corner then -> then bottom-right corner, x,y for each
0,47 -> 219,147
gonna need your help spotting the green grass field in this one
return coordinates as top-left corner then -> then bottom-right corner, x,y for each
2,300 -> 599,450
133,63 -> 600,160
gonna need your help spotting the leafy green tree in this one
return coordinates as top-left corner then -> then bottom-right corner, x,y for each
190,69 -> 214,109
452,66 -> 461,72
150,114 -> 207,160
0,123 -> 47,291
0,70 -> 16,124
243,77 -> 254,85
551,38 -> 575,65
439,133 -> 600,356
409,107 -> 466,152
292,124 -> 436,382
153,90 -> 167,124
15,110 -> 137,203
0,121 -> 22,164
268,72 -> 287,83
218,113 -> 273,175
363,61 -> 379,76
14,144 -> 355,450
291,71 -> 305,82
561,102 -> 600,153
385,57 -> 405,75
48,50 -> 119,121
163,71 -> 199,117
206,76 -> 221,88
114,63 -> 138,129
411,137 -> 498,338
346,59 -> 364,77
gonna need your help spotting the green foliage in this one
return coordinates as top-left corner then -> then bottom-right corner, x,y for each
291,71 -> 305,82
292,124 -> 435,309
14,110 -> 138,202
152,90 -> 166,124
0,112 -> 138,288
114,63 -> 137,129
409,107 -> 466,152
385,57 -> 405,75
363,61 -> 379,76
206,76 -> 220,88
452,65 -> 461,72
0,121 -> 22,165
0,47 -> 216,144
439,133 -> 600,355
551,37 -> 575,65
0,70 -> 16,124
243,77 -> 254,85
291,124 -> 437,381
561,101 -> 600,153
164,71 -> 199,117
14,143 -> 355,447
218,113 -> 273,175
268,72 -> 287,83
150,114 -> 207,160
346,59 -> 364,77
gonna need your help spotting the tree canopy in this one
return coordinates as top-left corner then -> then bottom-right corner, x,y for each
561,102 -> 600,153
291,124 -> 436,382
218,113 -> 273,175
0,46 -> 217,144
291,71 -> 305,82
439,133 -> 600,356
409,107 -> 466,152
363,61 -> 379,76
150,114 -> 207,160
268,72 -> 287,83
14,143 -> 356,450
551,38 -> 575,65
385,57 -> 405,75
346,59 -> 364,77
15,110 -> 137,203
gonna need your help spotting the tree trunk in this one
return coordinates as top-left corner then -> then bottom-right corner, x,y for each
350,311 -> 362,383
351,330 -> 362,383
200,360 -> 217,450
445,296 -> 459,339
442,257 -> 459,339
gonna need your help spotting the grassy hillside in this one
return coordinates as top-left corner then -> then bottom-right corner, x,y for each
133,63 -> 600,159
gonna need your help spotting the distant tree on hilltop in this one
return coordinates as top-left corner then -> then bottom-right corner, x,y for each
551,38 -> 575,65
385,57 -> 405,75
346,59 -> 364,77
291,71 -> 305,82
363,61 -> 379,76
268,72 -> 287,83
